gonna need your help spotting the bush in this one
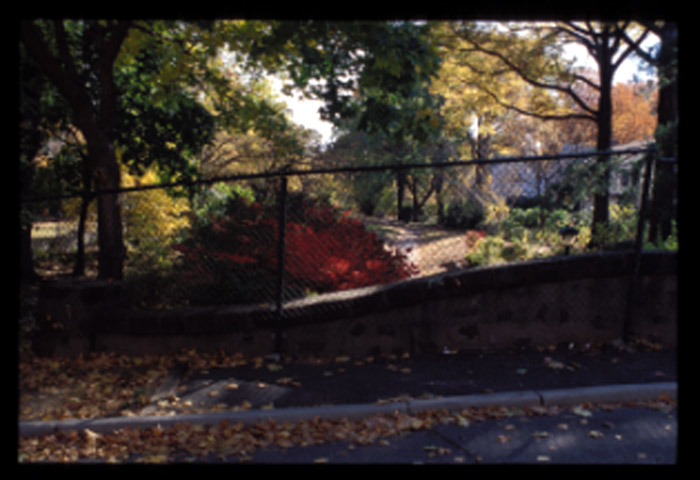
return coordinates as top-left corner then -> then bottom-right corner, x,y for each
173,193 -> 417,305
444,197 -> 485,229
465,236 -> 507,266
590,204 -> 638,249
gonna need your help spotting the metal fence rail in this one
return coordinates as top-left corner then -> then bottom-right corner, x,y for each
21,146 -> 678,353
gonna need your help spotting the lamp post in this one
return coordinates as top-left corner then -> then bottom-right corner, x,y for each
559,225 -> 579,255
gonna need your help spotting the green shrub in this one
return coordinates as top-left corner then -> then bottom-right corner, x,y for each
500,240 -> 529,262
444,197 -> 485,229
465,236 -> 506,266
591,204 -> 638,248
645,220 -> 678,251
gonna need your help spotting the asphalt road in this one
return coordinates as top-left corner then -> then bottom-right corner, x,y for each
202,404 -> 678,465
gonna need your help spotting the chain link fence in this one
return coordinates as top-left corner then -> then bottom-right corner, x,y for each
21,145 -> 678,351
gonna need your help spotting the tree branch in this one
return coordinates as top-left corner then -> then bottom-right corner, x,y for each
478,83 -> 596,122
615,27 -> 652,70
21,21 -> 82,108
97,21 -> 131,134
456,32 -> 599,118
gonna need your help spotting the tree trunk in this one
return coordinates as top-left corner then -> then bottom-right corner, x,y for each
20,20 -> 129,280
396,170 -> 407,221
72,194 -> 90,277
434,171 -> 445,225
20,225 -> 39,283
90,141 -> 126,280
592,26 -> 614,242
648,22 -> 678,243
72,159 -> 92,277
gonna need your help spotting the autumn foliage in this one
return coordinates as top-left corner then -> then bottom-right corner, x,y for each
173,195 -> 417,305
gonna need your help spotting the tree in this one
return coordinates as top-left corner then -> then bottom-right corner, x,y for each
20,20 -> 301,279
552,77 -> 658,147
237,21 -> 443,221
446,21 -> 654,239
19,39 -> 75,281
21,20 -> 445,278
21,20 -> 131,279
622,21 -> 678,242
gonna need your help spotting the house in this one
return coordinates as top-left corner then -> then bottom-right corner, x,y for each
487,140 -> 653,210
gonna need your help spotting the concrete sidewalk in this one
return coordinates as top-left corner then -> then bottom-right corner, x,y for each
18,381 -> 677,437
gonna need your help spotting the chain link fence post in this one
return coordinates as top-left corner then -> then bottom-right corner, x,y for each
274,168 -> 289,358
623,147 -> 656,342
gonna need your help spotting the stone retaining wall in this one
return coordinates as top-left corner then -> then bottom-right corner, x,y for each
34,251 -> 677,356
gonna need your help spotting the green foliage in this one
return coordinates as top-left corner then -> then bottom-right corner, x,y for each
191,182 -> 257,225
351,170 -> 394,216
443,197 -> 485,229
465,236 -> 506,266
590,204 -> 639,248
115,37 -> 215,183
240,21 -> 442,143
645,220 -> 678,251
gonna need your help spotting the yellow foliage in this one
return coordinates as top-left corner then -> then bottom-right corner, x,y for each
484,196 -> 510,225
120,167 -> 191,269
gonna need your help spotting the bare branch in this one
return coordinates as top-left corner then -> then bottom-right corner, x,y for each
477,83 -> 597,122
615,27 -> 653,69
557,22 -> 596,52
459,37 -> 598,117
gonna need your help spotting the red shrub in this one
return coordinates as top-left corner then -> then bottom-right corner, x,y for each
174,199 -> 417,304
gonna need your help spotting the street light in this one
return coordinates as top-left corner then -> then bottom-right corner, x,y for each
559,225 -> 579,255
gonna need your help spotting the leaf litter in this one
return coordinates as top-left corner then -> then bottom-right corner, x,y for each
19,348 -> 676,463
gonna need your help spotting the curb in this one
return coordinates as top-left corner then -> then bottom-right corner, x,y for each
18,382 -> 677,437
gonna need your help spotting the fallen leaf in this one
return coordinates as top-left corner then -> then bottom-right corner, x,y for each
225,383 -> 239,390
544,357 -> 566,370
532,431 -> 550,438
572,405 -> 593,418
313,457 -> 329,463
410,418 -> 425,430
497,434 -> 511,444
423,445 -> 451,456
588,430 -> 604,438
537,455 -> 551,462
658,392 -> 674,403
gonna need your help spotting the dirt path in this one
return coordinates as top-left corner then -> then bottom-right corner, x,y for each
361,216 -> 471,277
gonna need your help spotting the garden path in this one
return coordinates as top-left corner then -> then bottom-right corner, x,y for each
359,216 -> 471,278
